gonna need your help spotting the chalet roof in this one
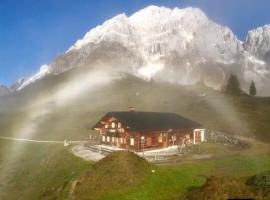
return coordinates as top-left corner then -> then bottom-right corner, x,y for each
93,111 -> 202,131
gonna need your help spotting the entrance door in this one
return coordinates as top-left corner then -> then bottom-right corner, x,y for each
194,131 -> 201,143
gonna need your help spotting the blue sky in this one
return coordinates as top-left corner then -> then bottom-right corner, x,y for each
0,0 -> 270,85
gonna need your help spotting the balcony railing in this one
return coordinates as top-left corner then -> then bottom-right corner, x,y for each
104,128 -> 124,135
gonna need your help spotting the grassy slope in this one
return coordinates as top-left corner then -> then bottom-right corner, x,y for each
181,176 -> 258,200
0,140 -> 90,200
0,68 -> 270,199
0,140 -> 269,200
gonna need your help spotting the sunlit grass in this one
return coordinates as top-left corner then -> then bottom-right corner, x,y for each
89,154 -> 270,200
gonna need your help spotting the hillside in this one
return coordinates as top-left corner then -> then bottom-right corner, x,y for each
0,140 -> 90,200
0,65 -> 270,142
0,66 -> 269,200
181,171 -> 270,200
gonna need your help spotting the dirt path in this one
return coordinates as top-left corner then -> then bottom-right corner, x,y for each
0,136 -> 85,144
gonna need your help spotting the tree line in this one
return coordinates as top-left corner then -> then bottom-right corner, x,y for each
224,74 -> 256,96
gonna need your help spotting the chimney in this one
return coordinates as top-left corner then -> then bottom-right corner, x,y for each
128,106 -> 135,112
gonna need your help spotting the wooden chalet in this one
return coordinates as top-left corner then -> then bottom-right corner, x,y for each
92,111 -> 205,152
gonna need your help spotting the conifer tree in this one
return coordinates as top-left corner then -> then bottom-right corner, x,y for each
249,80 -> 256,96
225,74 -> 241,96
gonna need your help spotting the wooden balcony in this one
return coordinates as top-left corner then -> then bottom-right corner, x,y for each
104,128 -> 123,136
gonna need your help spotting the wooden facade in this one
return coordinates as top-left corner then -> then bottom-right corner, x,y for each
93,111 -> 205,152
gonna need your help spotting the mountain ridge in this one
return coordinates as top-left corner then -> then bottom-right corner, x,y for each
4,5 -> 270,96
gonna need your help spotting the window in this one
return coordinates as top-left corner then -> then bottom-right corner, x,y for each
107,136 -> 110,142
120,138 -> 123,144
141,136 -> 145,144
118,122 -> 121,128
130,138 -> 135,146
119,128 -> 124,133
105,124 -> 108,128
171,135 -> 176,145
112,137 -> 115,142
102,136 -> 105,142
112,122 -> 115,128
159,133 -> 163,143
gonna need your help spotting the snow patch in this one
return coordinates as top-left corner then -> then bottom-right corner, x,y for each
247,56 -> 265,65
17,64 -> 51,91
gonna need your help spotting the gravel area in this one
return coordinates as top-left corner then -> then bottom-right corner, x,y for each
71,144 -> 105,161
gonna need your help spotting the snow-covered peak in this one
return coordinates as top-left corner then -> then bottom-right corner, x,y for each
17,64 -> 51,91
46,5 -> 248,91
67,6 -> 211,53
129,5 -> 173,25
65,5 -> 242,64
244,24 -> 270,61
67,13 -> 131,52
129,6 -> 207,27
247,24 -> 270,36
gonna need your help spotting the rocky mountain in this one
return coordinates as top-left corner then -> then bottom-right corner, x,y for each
242,25 -> 270,95
4,5 -> 270,95
244,25 -> 270,63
